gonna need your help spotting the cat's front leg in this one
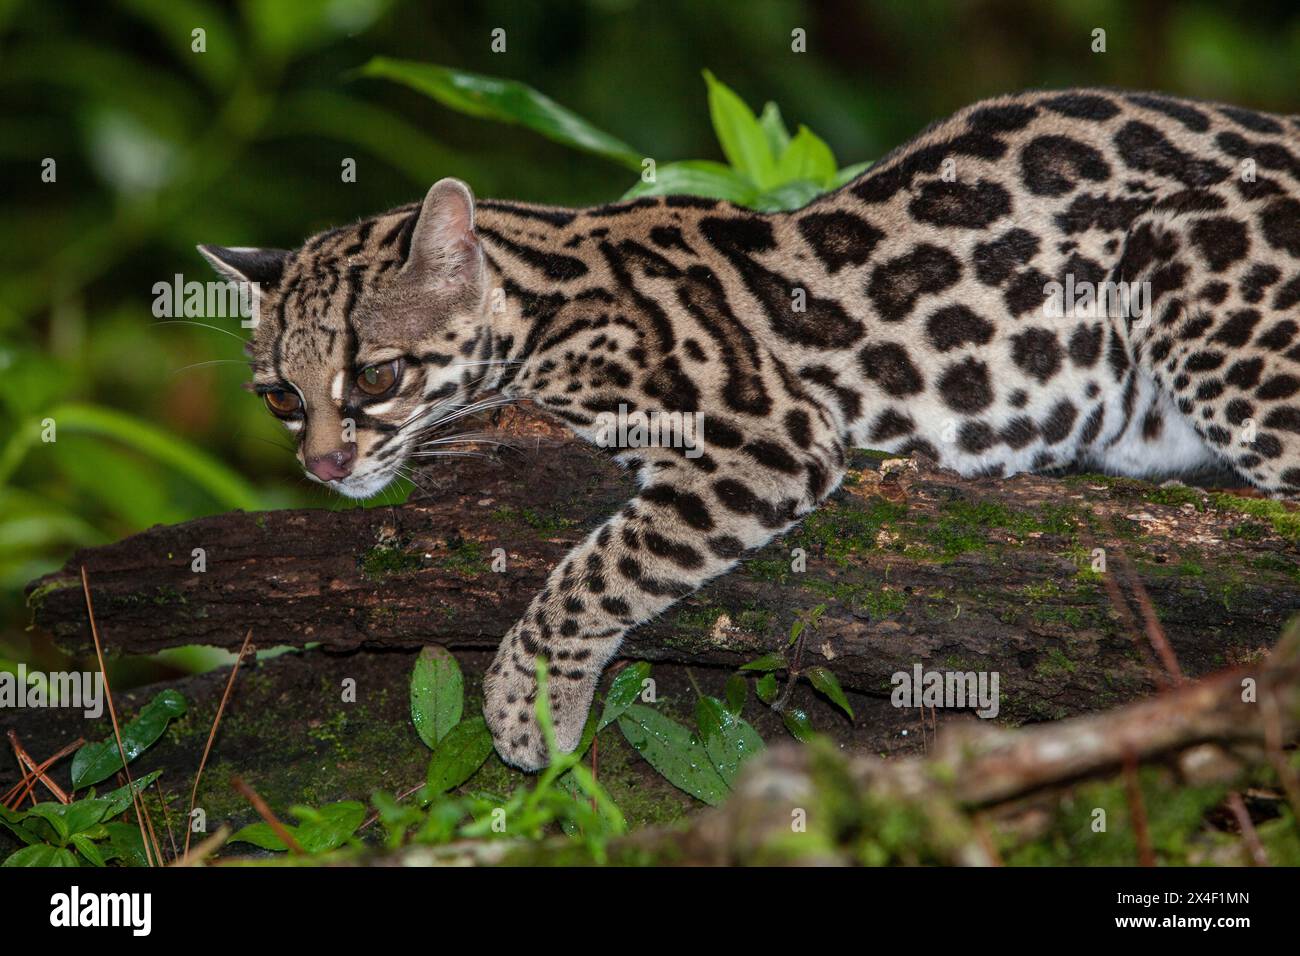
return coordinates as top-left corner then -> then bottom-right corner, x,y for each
483,456 -> 834,770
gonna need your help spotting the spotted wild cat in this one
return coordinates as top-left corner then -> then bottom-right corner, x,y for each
201,88 -> 1300,769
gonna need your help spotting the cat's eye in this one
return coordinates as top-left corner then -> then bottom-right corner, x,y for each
356,360 -> 400,397
264,389 -> 301,416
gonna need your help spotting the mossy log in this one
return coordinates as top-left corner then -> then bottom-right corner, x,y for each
23,406 -> 1300,725
368,622 -> 1300,866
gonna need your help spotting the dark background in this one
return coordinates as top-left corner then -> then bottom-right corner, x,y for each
2,0 -> 1299,662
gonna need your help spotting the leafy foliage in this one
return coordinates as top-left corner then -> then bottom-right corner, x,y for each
1,772 -> 162,867
71,689 -> 187,788
364,61 -> 867,211
733,605 -> 855,739
409,644 -> 463,748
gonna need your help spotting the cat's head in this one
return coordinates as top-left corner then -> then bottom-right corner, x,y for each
199,179 -> 492,498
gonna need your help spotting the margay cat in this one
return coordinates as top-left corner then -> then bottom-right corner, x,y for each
201,88 -> 1300,769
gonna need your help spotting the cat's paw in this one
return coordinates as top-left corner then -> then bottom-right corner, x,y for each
482,633 -> 598,771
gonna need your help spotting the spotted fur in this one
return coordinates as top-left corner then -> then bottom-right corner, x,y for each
202,88 -> 1300,769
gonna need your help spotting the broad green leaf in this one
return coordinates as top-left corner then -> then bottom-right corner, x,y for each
99,770 -> 164,818
617,704 -> 729,806
740,651 -> 786,672
695,695 -> 765,787
597,661 -> 651,731
703,70 -> 777,188
2,844 -> 79,867
426,717 -> 494,795
0,805 -> 41,846
410,645 -> 463,748
806,666 -> 855,720
723,673 -> 748,715
775,125 -> 838,188
756,672 -> 779,703
70,833 -> 108,867
622,161 -> 757,205
103,822 -> 149,867
758,101 -> 791,159
23,797 -> 111,842
102,822 -> 148,868
783,707 -> 815,742
833,161 -> 873,188
358,58 -> 643,169
72,689 -> 187,788
290,801 -> 366,853
20,803 -> 72,844
227,821 -> 287,852
757,178 -> 824,210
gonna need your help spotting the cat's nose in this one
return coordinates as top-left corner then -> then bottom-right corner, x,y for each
306,444 -> 356,481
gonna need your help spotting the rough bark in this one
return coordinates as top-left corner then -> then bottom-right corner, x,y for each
23,406 -> 1300,724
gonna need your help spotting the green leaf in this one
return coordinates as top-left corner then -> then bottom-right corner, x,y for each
753,180 -> 825,212
597,661 -> 651,731
426,717 -> 494,795
103,822 -> 150,867
775,125 -> 838,188
98,770 -> 163,818
289,801 -> 366,853
569,763 -> 627,836
410,645 -> 463,748
0,805 -> 41,846
782,707 -> 815,743
756,673 -> 778,703
740,651 -> 786,672
702,70 -> 777,188
617,704 -> 729,806
695,696 -> 765,787
3,844 -> 79,867
833,161 -> 873,188
227,821 -> 287,852
723,673 -> 748,715
70,833 -> 108,867
758,101 -> 791,159
357,57 -> 643,170
23,797 -> 115,845
71,689 -> 187,788
622,161 -> 757,205
806,666 -> 855,720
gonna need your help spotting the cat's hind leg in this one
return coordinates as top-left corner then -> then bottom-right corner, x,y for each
1109,190 -> 1300,496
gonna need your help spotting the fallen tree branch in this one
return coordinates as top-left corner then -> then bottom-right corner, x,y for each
23,408 -> 1300,724
370,621 -> 1300,866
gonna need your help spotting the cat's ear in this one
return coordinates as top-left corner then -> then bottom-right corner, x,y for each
403,178 -> 483,290
197,245 -> 290,287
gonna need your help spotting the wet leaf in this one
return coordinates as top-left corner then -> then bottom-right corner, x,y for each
783,707 -> 815,742
426,717 -> 494,795
71,689 -> 187,789
695,695 -> 765,787
741,651 -> 786,672
410,645 -> 463,748
756,672 -> 779,704
807,666 -> 855,720
617,704 -> 728,806
723,673 -> 748,715
597,661 -> 651,731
